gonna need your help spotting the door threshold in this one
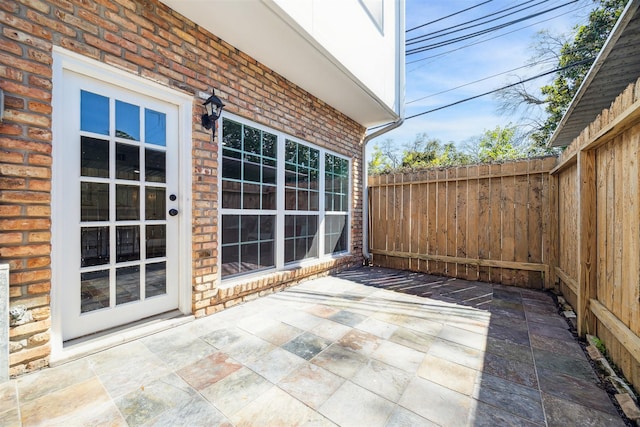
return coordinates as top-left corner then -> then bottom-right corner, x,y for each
51,310 -> 194,367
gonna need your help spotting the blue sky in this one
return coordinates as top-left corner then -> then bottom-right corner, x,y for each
374,0 -> 595,153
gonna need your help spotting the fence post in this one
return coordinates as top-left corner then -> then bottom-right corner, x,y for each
547,171 -> 559,290
577,149 -> 597,336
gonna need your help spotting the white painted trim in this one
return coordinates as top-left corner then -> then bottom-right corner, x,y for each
50,47 -> 193,361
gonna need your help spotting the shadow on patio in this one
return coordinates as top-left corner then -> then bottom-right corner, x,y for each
1,267 -> 626,426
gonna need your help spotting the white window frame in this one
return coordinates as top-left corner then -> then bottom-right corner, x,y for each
218,112 -> 351,283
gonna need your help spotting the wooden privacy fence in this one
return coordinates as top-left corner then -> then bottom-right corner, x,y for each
368,156 -> 557,289
551,80 -> 640,391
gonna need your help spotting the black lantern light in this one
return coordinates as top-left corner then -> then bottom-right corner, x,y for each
201,89 -> 225,136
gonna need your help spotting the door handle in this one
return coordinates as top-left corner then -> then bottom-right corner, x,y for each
169,208 -> 178,216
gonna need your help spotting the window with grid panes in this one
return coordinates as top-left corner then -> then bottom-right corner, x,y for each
220,116 -> 350,279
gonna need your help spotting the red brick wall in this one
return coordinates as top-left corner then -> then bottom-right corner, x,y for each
0,0 -> 365,376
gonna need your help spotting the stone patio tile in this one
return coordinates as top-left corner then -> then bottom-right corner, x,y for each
200,326 -> 252,350
148,395 -> 231,427
246,347 -> 306,383
319,381 -> 395,427
525,310 -> 570,328
312,343 -> 369,379
418,354 -> 479,396
532,347 -> 598,382
528,322 -> 574,341
542,392 -> 625,426
253,321 -> 303,346
529,333 -> 584,358
328,309 -> 368,327
355,316 -> 398,339
428,337 -> 485,370
396,313 -> 445,337
0,407 -> 20,427
487,322 -> 531,346
351,359 -> 412,402
470,401 -> 543,427
306,303 -> 341,319
482,352 -> 538,388
371,340 -> 425,374
16,358 -> 94,403
385,406 -> 438,427
282,332 -> 332,360
140,327 -> 217,370
280,310 -> 325,331
177,351 -> 242,390
310,318 -> 352,341
337,329 -> 382,356
114,372 -> 197,425
221,334 -> 275,364
278,362 -> 345,409
399,376 -> 473,426
537,369 -> 618,415
89,340 -> 171,399
492,288 -> 523,303
232,386 -> 334,427
437,324 -> 488,351
389,326 -> 436,352
200,367 -> 272,418
523,301 -> 558,315
20,377 -> 121,426
474,373 -> 545,424
236,314 -> 281,335
485,336 -> 534,364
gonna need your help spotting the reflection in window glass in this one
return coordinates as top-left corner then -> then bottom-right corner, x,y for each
115,100 -> 140,140
325,154 -> 349,212
325,214 -> 348,254
145,149 -> 166,183
116,143 -> 140,180
146,225 -> 166,258
81,182 -> 109,221
81,226 -> 110,267
116,185 -> 140,221
81,90 -> 109,135
285,139 -> 319,211
81,270 -> 110,313
146,262 -> 166,297
145,187 -> 165,220
116,225 -> 140,262
285,215 -> 318,263
145,109 -> 166,146
116,266 -> 140,305
81,137 -> 109,178
221,214 -> 275,278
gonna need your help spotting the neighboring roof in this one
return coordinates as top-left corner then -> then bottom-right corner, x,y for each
549,0 -> 640,147
158,0 -> 401,128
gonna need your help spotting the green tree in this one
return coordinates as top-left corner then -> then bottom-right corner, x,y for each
477,125 -> 521,162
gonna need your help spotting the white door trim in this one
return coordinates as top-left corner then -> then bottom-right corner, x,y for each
50,47 -> 193,360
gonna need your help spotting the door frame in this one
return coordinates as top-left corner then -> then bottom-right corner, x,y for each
50,47 -> 193,360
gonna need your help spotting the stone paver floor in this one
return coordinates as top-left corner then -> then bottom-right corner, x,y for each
0,267 -> 626,426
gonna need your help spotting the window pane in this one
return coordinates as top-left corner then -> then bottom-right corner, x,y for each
116,225 -> 140,262
240,243 -> 259,273
116,265 -> 140,305
263,185 -> 276,210
260,215 -> 274,240
81,90 -> 109,135
222,119 -> 242,150
81,270 -> 110,313
146,225 -> 166,258
285,140 -> 297,163
260,241 -> 274,269
244,158 -> 261,183
145,109 -> 166,146
243,126 -> 260,154
297,190 -> 308,211
145,149 -> 166,183
222,157 -> 242,180
116,143 -> 140,181
243,183 -> 260,209
116,185 -> 140,220
145,187 -> 165,220
81,137 -> 109,178
285,189 -> 296,210
81,182 -> 109,221
263,133 -> 277,158
240,215 -> 258,243
146,262 -> 166,297
81,226 -> 109,267
222,180 -> 241,209
221,245 -> 239,277
222,215 -> 239,244
115,100 -> 140,140
325,215 -> 348,254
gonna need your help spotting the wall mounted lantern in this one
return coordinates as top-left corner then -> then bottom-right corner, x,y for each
201,89 -> 225,137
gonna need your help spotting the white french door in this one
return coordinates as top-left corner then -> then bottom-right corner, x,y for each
58,71 -> 181,340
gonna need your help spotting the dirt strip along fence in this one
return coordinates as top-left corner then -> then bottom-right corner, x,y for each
368,156 -> 557,290
551,79 -> 640,391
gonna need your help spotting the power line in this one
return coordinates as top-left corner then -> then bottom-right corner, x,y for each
406,0 -> 494,33
404,58 -> 592,121
406,58 -> 557,105
407,0 -> 578,55
406,5 -> 587,66
407,0 -> 547,45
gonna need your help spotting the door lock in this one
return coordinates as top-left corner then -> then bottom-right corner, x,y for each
169,208 -> 178,216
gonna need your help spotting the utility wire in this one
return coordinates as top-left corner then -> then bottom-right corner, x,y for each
407,0 -> 578,55
406,0 -> 494,33
407,0 -> 548,45
404,58 -> 592,121
406,5 -> 587,65
406,57 -> 557,104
